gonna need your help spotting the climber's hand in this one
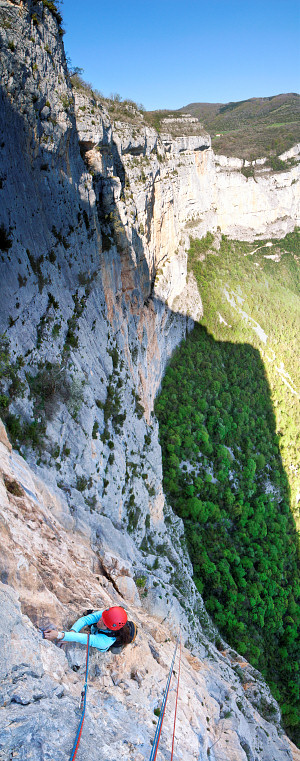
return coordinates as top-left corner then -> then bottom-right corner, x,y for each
43,629 -> 59,641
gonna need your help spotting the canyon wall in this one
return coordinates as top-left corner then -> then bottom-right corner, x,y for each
214,152 -> 300,240
76,91 -> 299,316
0,2 -> 299,759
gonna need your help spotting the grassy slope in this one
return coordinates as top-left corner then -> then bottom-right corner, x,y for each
188,230 -> 300,518
180,93 -> 300,159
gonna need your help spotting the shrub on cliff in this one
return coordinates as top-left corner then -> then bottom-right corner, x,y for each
32,0 -> 64,32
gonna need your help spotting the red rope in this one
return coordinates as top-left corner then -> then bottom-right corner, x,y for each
170,637 -> 181,761
70,717 -> 85,761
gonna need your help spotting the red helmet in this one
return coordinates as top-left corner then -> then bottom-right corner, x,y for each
102,606 -> 127,630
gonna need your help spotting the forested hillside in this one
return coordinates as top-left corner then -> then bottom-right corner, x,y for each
180,93 -> 300,158
155,230 -> 300,743
189,230 -> 300,516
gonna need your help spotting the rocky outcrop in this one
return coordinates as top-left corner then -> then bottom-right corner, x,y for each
74,87 -> 215,311
74,87 -> 299,323
214,151 -> 300,239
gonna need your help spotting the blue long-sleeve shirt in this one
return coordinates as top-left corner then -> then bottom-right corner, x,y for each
62,609 -> 116,651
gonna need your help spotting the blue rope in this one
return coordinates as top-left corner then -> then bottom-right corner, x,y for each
148,634 -> 179,761
69,633 -> 90,761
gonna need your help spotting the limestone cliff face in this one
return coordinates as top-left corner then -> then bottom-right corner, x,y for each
0,3 -> 300,759
214,153 -> 300,239
74,89 -> 213,316
0,0 -> 190,537
74,87 -> 299,321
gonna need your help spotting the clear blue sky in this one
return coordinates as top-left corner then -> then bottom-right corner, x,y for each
60,0 -> 300,110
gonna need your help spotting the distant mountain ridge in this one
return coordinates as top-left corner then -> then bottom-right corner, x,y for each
180,93 -> 300,159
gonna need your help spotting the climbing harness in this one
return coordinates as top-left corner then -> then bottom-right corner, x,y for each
171,637 -> 182,761
69,633 -> 90,761
148,633 -> 180,761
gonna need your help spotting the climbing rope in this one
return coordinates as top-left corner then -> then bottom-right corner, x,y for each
148,633 -> 180,761
170,637 -> 182,761
69,633 -> 90,761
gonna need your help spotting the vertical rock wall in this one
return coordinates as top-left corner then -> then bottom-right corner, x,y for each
0,0 -> 191,546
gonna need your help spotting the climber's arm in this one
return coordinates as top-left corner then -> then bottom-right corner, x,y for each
70,610 -> 103,632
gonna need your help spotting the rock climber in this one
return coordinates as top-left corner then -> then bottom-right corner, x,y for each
43,606 -> 133,652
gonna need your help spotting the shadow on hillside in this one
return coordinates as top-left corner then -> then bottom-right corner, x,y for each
156,321 -> 300,743
158,320 -> 296,524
